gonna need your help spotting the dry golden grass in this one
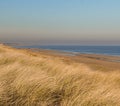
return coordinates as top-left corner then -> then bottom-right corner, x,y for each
0,44 -> 120,106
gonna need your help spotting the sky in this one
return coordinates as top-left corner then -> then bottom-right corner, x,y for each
0,0 -> 120,45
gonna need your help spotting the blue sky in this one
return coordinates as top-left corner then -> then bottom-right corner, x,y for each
0,0 -> 120,45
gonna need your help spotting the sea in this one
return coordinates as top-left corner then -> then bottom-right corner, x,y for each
15,45 -> 120,56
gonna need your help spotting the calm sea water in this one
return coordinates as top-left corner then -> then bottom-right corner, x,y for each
17,45 -> 120,56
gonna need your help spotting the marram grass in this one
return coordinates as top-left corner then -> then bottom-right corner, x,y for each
0,44 -> 120,106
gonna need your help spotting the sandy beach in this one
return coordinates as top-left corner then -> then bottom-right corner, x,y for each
27,48 -> 120,72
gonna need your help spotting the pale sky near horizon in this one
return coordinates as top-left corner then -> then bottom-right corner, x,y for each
0,0 -> 120,45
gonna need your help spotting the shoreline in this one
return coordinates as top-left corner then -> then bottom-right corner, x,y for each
12,44 -> 120,57
3,44 -> 120,71
14,46 -> 120,57
21,47 -> 120,72
26,48 -> 120,62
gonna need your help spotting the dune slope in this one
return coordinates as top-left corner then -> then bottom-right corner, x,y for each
0,44 -> 120,106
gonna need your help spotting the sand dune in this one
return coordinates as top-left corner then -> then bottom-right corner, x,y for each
0,44 -> 120,106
